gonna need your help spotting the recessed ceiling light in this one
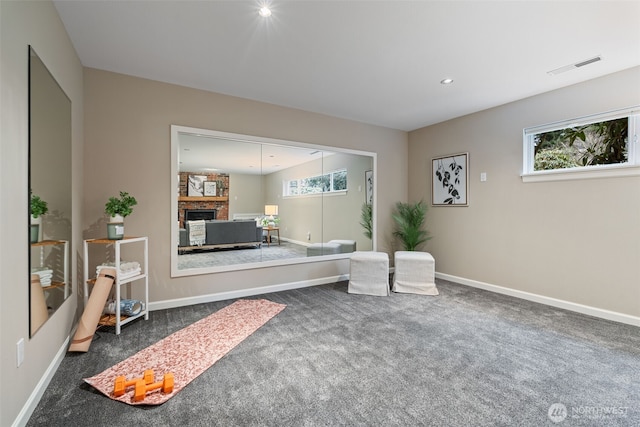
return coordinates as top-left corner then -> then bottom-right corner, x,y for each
259,6 -> 272,17
440,78 -> 454,85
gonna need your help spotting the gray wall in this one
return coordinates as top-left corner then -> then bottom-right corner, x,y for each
0,1 -> 84,425
263,152 -> 373,249
229,173 -> 264,218
408,66 -> 640,319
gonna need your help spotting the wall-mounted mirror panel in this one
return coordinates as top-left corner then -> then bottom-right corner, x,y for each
29,46 -> 73,336
171,126 -> 375,277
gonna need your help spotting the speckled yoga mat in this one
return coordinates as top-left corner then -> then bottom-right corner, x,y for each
84,299 -> 286,405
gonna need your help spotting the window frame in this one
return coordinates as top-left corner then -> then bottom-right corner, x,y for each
522,106 -> 640,183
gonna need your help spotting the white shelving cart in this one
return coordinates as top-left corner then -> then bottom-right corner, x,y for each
83,236 -> 149,334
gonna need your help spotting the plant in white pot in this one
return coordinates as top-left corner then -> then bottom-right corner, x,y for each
104,191 -> 137,240
30,192 -> 48,243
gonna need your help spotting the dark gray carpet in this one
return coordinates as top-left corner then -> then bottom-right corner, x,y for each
178,241 -> 308,270
27,280 -> 639,426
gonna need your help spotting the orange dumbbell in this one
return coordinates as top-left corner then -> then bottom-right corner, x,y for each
133,372 -> 174,402
113,369 -> 154,397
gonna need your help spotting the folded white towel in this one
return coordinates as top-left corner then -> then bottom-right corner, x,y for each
104,299 -> 145,316
97,261 -> 140,272
96,265 -> 141,280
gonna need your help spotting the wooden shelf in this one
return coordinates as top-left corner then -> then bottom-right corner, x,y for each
31,239 -> 67,247
178,196 -> 228,202
41,281 -> 66,291
85,236 -> 141,244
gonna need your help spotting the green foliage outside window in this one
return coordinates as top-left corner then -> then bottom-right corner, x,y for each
534,148 -> 578,171
534,118 -> 628,171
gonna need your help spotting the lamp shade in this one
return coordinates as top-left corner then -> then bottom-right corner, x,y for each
264,205 -> 279,216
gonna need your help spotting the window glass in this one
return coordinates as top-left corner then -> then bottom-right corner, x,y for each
533,117 -> 629,171
522,107 -> 639,181
284,169 -> 348,196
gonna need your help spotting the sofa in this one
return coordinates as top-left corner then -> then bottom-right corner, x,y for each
179,220 -> 262,251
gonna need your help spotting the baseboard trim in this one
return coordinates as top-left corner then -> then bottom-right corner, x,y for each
13,335 -> 71,427
436,272 -> 640,327
150,274 -> 349,311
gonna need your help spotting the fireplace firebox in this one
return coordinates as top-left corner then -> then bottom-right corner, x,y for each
184,209 -> 217,221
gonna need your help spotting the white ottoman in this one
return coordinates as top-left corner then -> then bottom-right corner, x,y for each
307,242 -> 341,257
348,251 -> 389,296
392,251 -> 438,295
328,239 -> 357,253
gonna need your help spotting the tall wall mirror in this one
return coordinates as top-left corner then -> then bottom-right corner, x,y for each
171,126 -> 376,277
29,46 -> 72,336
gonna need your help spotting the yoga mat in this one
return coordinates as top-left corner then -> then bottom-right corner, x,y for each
69,269 -> 116,352
84,298 -> 286,405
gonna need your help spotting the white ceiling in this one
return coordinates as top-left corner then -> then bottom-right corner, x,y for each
178,132 -> 329,174
53,0 -> 640,132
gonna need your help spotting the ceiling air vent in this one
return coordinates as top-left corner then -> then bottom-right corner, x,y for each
547,55 -> 602,75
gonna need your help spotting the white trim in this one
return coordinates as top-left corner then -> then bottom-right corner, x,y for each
522,164 -> 640,182
12,335 -> 71,427
149,274 -> 349,311
436,272 -> 640,327
172,252 -> 350,277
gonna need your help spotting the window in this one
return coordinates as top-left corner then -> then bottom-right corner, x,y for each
284,169 -> 347,197
522,107 -> 640,182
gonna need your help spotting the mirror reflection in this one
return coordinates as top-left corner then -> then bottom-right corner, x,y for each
29,46 -> 73,336
171,127 -> 375,276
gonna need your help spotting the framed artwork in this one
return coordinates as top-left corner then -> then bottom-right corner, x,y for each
187,175 -> 206,197
204,181 -> 217,196
432,153 -> 468,206
365,170 -> 373,205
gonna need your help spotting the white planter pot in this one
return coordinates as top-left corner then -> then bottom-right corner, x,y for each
109,214 -> 124,223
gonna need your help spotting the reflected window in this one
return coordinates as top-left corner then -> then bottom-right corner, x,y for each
284,169 -> 347,196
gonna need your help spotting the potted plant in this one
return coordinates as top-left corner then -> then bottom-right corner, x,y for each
392,200 -> 431,251
360,203 -> 373,240
30,192 -> 49,243
260,216 -> 280,228
104,191 -> 137,240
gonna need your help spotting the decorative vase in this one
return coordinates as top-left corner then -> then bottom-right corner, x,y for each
30,215 -> 41,243
107,214 -> 124,240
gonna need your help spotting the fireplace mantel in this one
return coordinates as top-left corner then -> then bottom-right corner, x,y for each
178,196 -> 228,202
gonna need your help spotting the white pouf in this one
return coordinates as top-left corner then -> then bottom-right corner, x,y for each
392,251 -> 438,295
307,242 -> 341,257
348,251 -> 389,296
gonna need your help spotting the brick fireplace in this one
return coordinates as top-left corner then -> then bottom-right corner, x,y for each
178,172 -> 229,226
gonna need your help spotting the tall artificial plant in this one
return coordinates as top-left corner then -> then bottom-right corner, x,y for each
392,200 -> 430,251
360,203 -> 372,240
